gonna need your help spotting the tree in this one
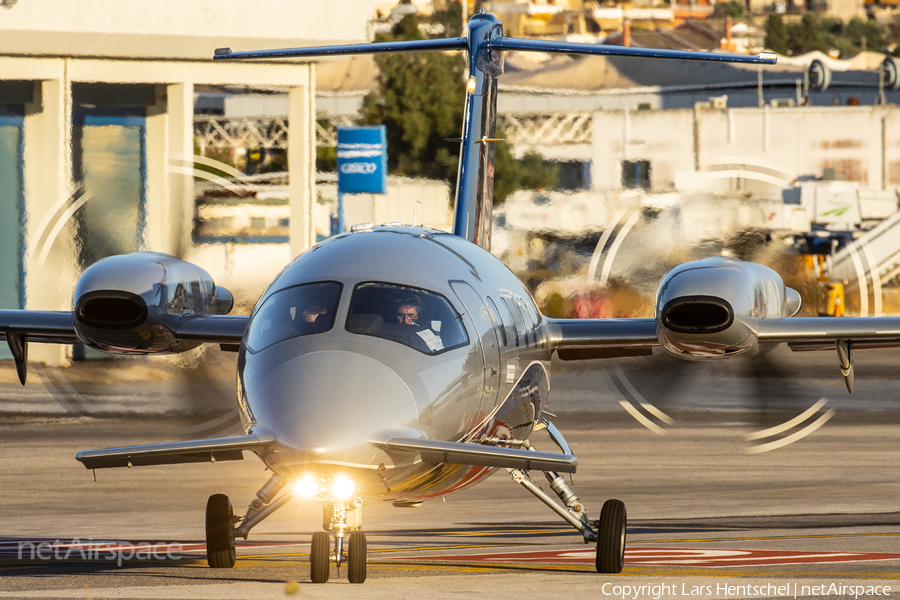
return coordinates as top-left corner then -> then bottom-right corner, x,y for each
764,14 -> 789,55
713,1 -> 745,19
776,13 -> 887,58
786,13 -> 831,55
361,10 -> 465,182
844,16 -> 887,53
361,2 -> 557,203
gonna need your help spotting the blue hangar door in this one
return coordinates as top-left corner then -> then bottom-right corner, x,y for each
0,107 -> 24,360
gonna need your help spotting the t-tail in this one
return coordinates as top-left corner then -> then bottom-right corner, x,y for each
215,13 -> 776,252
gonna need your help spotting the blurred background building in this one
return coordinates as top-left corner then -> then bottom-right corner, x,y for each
0,0 -> 371,363
4,0 -> 900,367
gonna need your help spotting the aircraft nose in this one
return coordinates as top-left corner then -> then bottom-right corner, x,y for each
249,351 -> 417,454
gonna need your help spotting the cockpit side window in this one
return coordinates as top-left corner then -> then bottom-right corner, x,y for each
245,282 -> 342,353
346,282 -> 469,355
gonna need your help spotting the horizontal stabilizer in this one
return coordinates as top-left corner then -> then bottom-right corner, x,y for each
373,437 -> 577,473
214,34 -> 775,66
214,37 -> 467,61
490,37 -> 777,65
76,433 -> 274,470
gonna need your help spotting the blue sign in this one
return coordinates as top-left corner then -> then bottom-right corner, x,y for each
336,126 -> 387,194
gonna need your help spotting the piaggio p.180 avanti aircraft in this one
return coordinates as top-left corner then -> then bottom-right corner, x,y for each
1,12 -> 896,585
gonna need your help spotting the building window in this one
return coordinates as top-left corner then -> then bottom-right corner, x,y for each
557,160 -> 591,190
622,160 -> 650,190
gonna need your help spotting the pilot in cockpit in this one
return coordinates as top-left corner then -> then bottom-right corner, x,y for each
394,297 -> 424,327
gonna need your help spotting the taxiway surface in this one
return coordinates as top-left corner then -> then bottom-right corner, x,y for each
1,348 -> 899,599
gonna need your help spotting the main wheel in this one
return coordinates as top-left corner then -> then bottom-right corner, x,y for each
596,498 -> 626,573
347,532 -> 367,584
310,531 -> 331,583
205,494 -> 236,568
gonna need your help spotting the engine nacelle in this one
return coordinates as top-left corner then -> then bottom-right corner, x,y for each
655,257 -> 801,360
72,252 -> 233,354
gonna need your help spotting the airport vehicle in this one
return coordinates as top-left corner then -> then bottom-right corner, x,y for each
1,12 -> 896,585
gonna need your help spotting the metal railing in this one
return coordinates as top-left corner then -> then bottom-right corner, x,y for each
193,112 -> 594,152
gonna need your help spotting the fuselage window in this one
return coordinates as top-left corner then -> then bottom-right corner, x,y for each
245,281 -> 342,353
523,296 -> 541,329
513,297 -> 532,347
346,282 -> 468,355
486,296 -> 507,347
501,296 -> 520,348
496,297 -> 514,347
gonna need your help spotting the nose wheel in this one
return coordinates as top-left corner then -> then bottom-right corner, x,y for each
310,531 -> 330,583
309,501 -> 367,583
348,532 -> 367,583
309,530 -> 368,583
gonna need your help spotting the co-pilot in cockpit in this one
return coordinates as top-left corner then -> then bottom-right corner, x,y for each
245,282 -> 342,352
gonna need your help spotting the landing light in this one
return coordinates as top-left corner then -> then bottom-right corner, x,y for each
294,474 -> 318,498
331,474 -> 356,499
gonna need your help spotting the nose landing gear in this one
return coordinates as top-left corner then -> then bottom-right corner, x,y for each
310,500 -> 367,583
205,474 -> 367,583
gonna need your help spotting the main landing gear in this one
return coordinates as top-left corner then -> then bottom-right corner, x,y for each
502,420 -> 627,574
203,473 -> 368,583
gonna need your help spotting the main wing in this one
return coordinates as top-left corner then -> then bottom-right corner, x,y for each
0,309 -> 248,385
545,318 -> 659,360
545,312 -> 900,393
0,311 -> 248,345
756,316 -> 900,347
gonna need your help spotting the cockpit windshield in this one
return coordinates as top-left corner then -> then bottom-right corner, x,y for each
346,282 -> 468,355
245,282 -> 342,352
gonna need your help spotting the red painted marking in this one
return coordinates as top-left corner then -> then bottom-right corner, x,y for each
399,547 -> 900,567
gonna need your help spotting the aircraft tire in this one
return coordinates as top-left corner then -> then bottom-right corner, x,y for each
205,494 -> 236,568
347,532 -> 367,583
595,498 -> 626,574
310,531 -> 330,583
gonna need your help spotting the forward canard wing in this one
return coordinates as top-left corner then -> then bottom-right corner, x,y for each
75,433 -> 274,470
372,437 -> 577,473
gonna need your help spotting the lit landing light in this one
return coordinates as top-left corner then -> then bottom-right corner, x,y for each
331,474 -> 356,500
466,76 -> 476,94
294,473 -> 318,498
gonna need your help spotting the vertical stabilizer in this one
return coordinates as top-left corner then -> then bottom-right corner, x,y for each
451,14 -> 504,252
